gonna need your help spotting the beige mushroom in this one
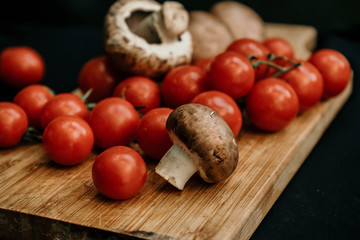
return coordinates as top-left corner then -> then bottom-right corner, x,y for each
211,1 -> 265,42
104,0 -> 193,79
188,11 -> 233,62
155,104 -> 239,190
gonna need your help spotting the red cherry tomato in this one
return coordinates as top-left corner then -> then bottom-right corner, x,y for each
207,51 -> 255,99
227,38 -> 270,59
40,93 -> 89,129
226,38 -> 270,80
161,65 -> 207,108
89,97 -> 140,149
92,146 -> 147,200
42,116 -> 94,166
280,61 -> 324,112
78,56 -> 121,102
0,46 -> 45,88
136,108 -> 173,160
193,58 -> 213,89
0,102 -> 28,148
261,37 -> 296,78
246,78 -> 299,131
194,57 -> 213,72
113,76 -> 161,114
262,37 -> 295,59
191,90 -> 242,137
308,49 -> 351,98
13,84 -> 53,129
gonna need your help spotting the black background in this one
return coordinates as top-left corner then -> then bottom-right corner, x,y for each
1,1 -> 360,239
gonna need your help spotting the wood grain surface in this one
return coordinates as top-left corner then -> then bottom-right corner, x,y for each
0,24 -> 352,240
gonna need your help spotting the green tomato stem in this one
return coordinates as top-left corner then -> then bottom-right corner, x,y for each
249,54 -> 302,78
81,88 -> 93,103
23,127 -> 43,142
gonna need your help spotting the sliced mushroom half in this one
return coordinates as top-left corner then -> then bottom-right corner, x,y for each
104,0 -> 193,79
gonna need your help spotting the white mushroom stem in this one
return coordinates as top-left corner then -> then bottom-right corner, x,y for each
133,1 -> 189,43
155,144 -> 198,190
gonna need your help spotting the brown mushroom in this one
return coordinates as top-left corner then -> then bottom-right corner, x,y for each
210,1 -> 265,42
188,11 -> 233,62
155,104 -> 239,190
104,0 -> 193,79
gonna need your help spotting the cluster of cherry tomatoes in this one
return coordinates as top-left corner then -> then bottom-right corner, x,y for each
0,36 -> 352,200
193,38 -> 351,132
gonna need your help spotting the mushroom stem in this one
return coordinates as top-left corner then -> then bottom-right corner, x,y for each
133,1 -> 189,44
155,144 -> 198,190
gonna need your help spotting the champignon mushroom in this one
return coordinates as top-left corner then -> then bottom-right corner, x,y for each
155,103 -> 239,190
188,11 -> 234,62
210,1 -> 265,42
104,0 -> 193,79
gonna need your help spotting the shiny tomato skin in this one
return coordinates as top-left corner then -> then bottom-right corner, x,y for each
40,93 -> 89,129
113,76 -> 161,114
0,46 -> 45,88
280,61 -> 324,112
262,37 -> 295,59
246,78 -> 299,131
13,84 -> 53,129
207,51 -> 255,99
161,65 -> 207,108
308,49 -> 351,98
191,90 -> 242,137
78,56 -> 121,102
92,146 -> 147,200
226,38 -> 270,80
42,116 -> 94,165
0,102 -> 28,148
136,108 -> 173,160
89,97 -> 140,149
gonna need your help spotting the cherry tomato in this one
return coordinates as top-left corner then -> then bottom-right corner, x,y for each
246,78 -> 299,131
13,84 -> 53,129
261,37 -> 296,78
226,38 -> 270,80
262,37 -> 295,59
136,108 -> 173,160
42,116 -> 94,166
191,90 -> 242,137
207,51 -> 255,99
193,58 -> 213,89
92,146 -> 147,200
40,93 -> 89,129
280,61 -> 324,112
113,76 -> 161,114
0,102 -> 28,148
0,46 -> 45,88
88,97 -> 140,149
161,65 -> 207,108
78,56 -> 121,102
308,49 -> 351,98
194,57 -> 213,72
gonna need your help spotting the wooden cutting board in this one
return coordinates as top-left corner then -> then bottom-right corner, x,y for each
0,23 -> 352,240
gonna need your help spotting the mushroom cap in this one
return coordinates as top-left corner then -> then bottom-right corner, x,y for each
166,103 -> 239,183
188,10 -> 233,62
211,1 -> 265,42
104,0 -> 193,79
